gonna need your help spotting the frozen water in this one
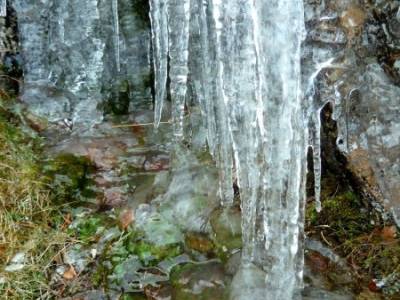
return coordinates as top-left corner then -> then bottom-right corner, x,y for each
112,0 -> 120,73
10,0 -> 152,129
0,0 -> 6,17
150,0 -> 307,298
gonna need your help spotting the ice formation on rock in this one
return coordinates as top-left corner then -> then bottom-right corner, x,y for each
10,0 -> 152,127
150,0 -> 308,298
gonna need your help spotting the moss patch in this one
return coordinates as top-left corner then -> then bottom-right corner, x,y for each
0,97 -> 75,299
43,153 -> 96,204
306,182 -> 400,296
131,0 -> 151,29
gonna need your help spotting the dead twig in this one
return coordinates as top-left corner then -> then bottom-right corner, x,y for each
321,230 -> 332,247
112,120 -> 172,128
0,75 -> 22,84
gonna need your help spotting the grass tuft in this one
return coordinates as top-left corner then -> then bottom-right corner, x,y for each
0,96 -> 74,299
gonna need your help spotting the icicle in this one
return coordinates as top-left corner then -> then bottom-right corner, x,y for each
192,0 -> 218,156
310,111 -> 322,212
151,0 -> 307,297
304,58 -> 340,213
112,0 -> 120,73
150,0 -> 169,127
210,0 -> 234,206
0,0 -> 6,17
167,0 -> 191,139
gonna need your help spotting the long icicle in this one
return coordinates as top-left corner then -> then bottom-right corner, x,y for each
150,0 -> 169,127
167,0 -> 191,139
311,111 -> 322,212
112,0 -> 120,72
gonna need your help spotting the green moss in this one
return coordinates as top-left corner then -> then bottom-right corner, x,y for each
123,232 -> 183,266
0,98 -> 77,299
131,0 -> 151,29
210,207 -> 242,258
91,228 -> 183,290
308,190 -> 373,243
101,79 -> 131,116
43,153 -> 96,204
306,202 -> 318,225
306,181 -> 400,296
195,148 -> 215,166
70,215 -> 117,244
120,294 -> 147,300
170,264 -> 229,300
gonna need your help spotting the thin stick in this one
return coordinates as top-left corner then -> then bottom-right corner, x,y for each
112,120 -> 172,128
0,75 -> 22,84
321,230 -> 332,247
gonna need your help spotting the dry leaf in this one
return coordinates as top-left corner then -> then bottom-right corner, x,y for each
119,209 -> 134,230
63,265 -> 77,280
381,226 -> 397,241
61,213 -> 72,230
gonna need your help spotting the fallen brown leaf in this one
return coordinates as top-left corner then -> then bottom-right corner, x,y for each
381,226 -> 397,241
61,213 -> 72,230
63,265 -> 77,280
119,209 -> 134,230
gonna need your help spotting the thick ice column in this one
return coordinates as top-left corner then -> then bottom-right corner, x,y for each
215,0 -> 307,298
257,1 -> 306,298
188,0 -> 218,155
150,0 -> 307,298
167,0 -> 191,139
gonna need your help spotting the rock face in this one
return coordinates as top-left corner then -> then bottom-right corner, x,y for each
2,0 -> 400,223
304,0 -> 400,225
7,0 -> 152,127
347,65 -> 400,223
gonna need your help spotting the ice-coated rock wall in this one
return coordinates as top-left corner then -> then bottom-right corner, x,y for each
10,0 -> 152,128
303,0 -> 400,226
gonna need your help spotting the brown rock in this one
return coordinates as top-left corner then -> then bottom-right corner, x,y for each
306,251 -> 330,273
341,6 -> 366,31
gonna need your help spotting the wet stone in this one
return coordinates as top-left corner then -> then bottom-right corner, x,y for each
170,262 -> 229,300
306,250 -> 330,273
304,244 -> 355,291
356,289 -> 384,300
210,206 -> 242,253
103,186 -> 128,206
143,153 -> 170,171
184,232 -> 215,255
340,6 -> 366,31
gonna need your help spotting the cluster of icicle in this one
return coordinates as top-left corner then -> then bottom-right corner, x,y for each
150,0 -> 314,299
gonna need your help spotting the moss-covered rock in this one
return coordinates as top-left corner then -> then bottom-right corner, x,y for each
210,206 -> 242,259
131,0 -> 151,29
185,232 -> 215,255
170,262 -> 229,300
43,153 -> 96,203
307,191 -> 374,243
102,79 -> 131,116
